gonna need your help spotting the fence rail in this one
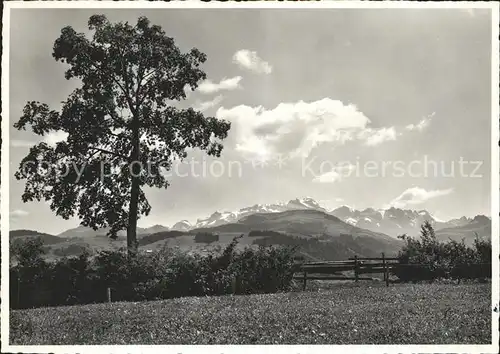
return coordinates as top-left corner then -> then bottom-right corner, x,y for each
295,253 -> 492,291
348,257 -> 399,261
295,253 -> 394,290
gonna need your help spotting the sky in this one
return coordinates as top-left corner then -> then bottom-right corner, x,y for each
8,8 -> 493,234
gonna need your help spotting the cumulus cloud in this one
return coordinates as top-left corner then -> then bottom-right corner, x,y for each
358,127 -> 397,146
11,130 -> 70,149
197,76 -> 242,94
388,187 -> 453,208
216,98 -> 396,159
183,84 -> 193,99
233,50 -> 272,74
44,130 -> 69,147
10,209 -> 29,218
406,112 -> 435,132
195,95 -> 224,112
313,163 -> 356,183
313,170 -> 342,183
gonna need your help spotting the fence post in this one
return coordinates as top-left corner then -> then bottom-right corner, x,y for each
231,276 -> 238,294
17,271 -> 21,308
382,253 -> 386,282
354,255 -> 359,282
107,287 -> 112,303
303,271 -> 307,291
382,253 -> 389,287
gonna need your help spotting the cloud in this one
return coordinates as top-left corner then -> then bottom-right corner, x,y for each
406,112 -> 435,132
44,130 -> 69,147
10,209 -> 29,218
197,76 -> 242,94
11,130 -> 70,148
217,98 -> 396,159
388,187 -> 453,208
233,50 -> 272,74
195,95 -> 224,112
313,170 -> 342,183
313,163 -> 356,183
183,84 -> 193,99
10,139 -> 34,148
358,127 -> 397,146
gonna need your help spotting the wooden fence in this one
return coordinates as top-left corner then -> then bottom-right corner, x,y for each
293,253 -> 399,290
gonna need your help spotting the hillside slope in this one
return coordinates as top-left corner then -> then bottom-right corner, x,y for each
193,209 -> 402,259
9,230 -> 67,245
435,216 -> 491,245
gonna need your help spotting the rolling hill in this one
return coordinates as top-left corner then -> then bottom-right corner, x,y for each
9,230 -> 67,245
56,225 -> 168,239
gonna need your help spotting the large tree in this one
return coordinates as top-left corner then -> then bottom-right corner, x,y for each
14,15 -> 231,256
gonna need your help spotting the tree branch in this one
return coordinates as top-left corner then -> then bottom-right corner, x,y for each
141,68 -> 160,85
89,146 -> 128,159
80,50 -> 135,118
108,130 -> 131,141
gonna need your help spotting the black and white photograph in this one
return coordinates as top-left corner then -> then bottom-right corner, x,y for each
1,1 -> 499,353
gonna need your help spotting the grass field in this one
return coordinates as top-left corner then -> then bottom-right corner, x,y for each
10,283 -> 491,345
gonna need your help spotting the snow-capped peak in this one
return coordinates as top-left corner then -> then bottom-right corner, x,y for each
332,205 -> 355,213
171,220 -> 192,231
171,197 -> 328,230
287,197 -> 325,211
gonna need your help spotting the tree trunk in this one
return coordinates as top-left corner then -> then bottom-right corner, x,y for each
127,176 -> 140,257
127,112 -> 141,257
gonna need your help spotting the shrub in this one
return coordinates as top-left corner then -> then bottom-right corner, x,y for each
48,251 -> 94,306
229,245 -> 297,294
392,221 -> 492,282
10,237 -> 53,308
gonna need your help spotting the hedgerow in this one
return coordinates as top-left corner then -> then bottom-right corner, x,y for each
9,235 -> 298,309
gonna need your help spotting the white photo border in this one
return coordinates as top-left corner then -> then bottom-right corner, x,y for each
1,1 -> 499,354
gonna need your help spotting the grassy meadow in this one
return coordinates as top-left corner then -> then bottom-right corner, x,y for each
10,282 -> 491,345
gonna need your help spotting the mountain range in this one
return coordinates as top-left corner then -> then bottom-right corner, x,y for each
13,197 -> 491,240
174,197 -> 490,238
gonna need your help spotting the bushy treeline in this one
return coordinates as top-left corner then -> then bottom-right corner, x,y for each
248,230 -> 287,237
194,232 -> 219,244
9,236 -> 298,309
138,230 -> 186,246
393,221 -> 492,282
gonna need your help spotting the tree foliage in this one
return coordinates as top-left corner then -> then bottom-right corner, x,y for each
394,221 -> 492,281
14,15 -> 231,255
10,236 -> 45,267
